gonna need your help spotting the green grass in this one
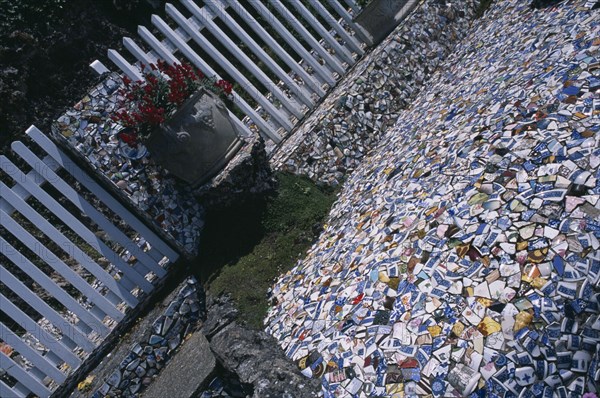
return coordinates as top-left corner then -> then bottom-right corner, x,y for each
191,173 -> 338,329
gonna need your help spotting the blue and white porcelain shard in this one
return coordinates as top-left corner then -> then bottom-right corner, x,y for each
118,140 -> 148,160
265,0 -> 600,396
53,73 -> 205,255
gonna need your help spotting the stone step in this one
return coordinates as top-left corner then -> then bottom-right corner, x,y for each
142,332 -> 215,398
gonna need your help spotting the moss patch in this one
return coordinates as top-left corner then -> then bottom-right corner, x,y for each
192,173 -> 339,329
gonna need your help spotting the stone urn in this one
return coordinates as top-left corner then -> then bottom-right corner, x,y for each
144,88 -> 243,187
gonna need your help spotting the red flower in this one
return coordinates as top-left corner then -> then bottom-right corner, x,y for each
215,79 -> 233,95
117,129 -> 139,148
111,61 -> 233,141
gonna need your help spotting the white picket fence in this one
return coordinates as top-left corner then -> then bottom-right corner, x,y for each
94,0 -> 369,143
0,126 -> 179,397
0,2 -> 369,395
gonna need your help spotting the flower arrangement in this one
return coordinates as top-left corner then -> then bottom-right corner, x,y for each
112,60 -> 233,147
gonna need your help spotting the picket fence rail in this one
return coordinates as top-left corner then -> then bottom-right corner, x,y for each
0,1 -> 370,395
93,0 -> 369,143
0,126 -> 179,397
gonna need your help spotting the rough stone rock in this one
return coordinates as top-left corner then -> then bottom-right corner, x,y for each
210,322 -> 321,398
194,133 -> 277,212
201,295 -> 239,339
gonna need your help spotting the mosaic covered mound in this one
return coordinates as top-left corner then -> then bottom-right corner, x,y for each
265,0 -> 600,397
52,73 -> 204,255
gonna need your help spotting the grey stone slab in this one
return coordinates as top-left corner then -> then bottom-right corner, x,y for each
142,332 -> 215,398
355,0 -> 420,46
211,322 -> 321,398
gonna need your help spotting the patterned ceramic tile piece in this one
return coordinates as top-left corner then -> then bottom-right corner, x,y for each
266,0 -> 600,397
52,73 -> 204,255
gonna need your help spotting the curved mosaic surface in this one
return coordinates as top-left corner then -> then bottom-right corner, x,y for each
265,1 -> 600,397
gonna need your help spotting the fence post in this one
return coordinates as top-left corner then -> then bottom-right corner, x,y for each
153,7 -> 282,141
267,0 -> 346,76
244,0 -> 337,86
179,1 -> 304,119
285,0 -> 355,65
164,4 -> 293,132
222,0 -> 326,97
